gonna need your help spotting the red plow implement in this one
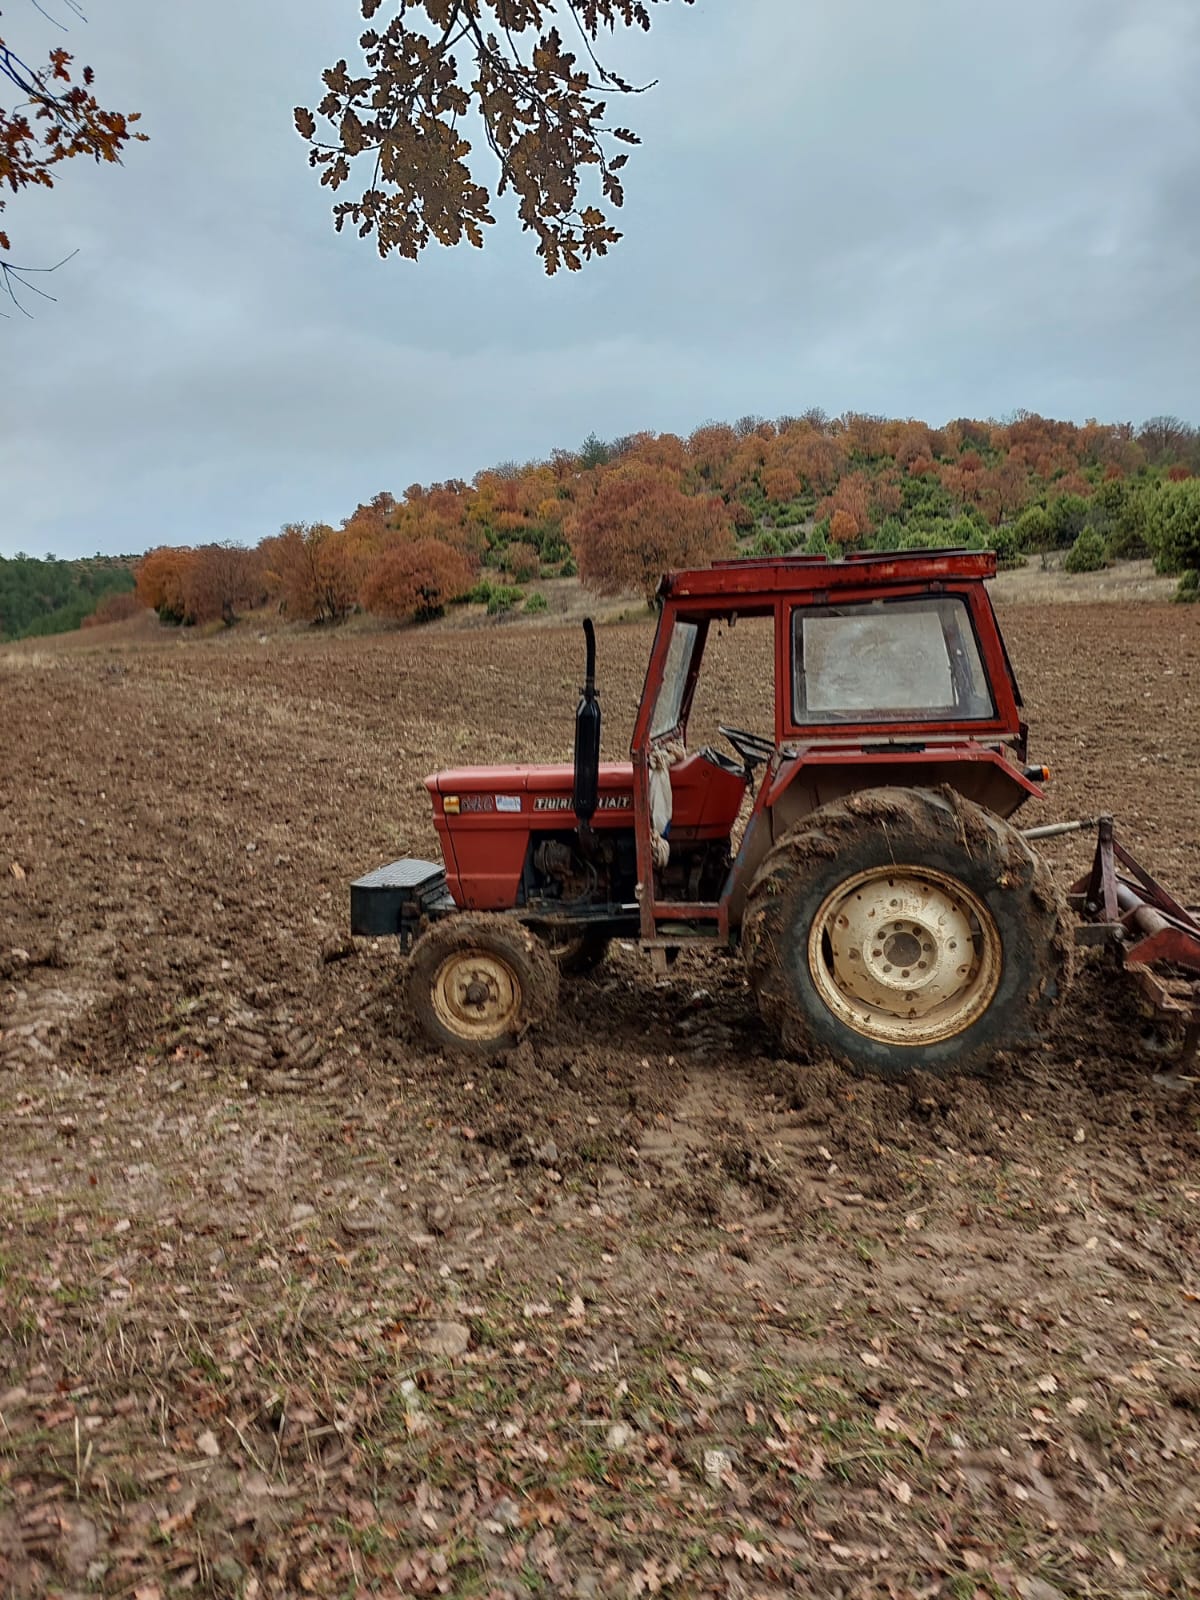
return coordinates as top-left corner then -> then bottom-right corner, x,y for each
1065,816 -> 1200,1069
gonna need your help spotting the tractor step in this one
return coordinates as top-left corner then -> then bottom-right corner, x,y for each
351,859 -> 455,944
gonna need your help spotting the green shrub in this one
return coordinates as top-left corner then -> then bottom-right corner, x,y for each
1046,494 -> 1090,548
1145,479 -> 1200,574
948,513 -> 987,550
747,529 -> 794,558
524,591 -> 549,614
1174,569 -> 1199,603
559,554 -> 578,578
1063,527 -> 1109,573
772,504 -> 808,529
486,584 -> 524,615
1013,506 -> 1051,552
805,521 -> 835,557
988,523 -> 1027,569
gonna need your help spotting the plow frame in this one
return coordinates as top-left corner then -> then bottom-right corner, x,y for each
1068,816 -> 1200,1069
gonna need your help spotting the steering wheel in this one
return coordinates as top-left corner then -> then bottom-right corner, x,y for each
718,725 -> 776,770
698,744 -> 745,776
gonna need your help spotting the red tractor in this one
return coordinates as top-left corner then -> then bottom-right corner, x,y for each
352,550 -> 1200,1078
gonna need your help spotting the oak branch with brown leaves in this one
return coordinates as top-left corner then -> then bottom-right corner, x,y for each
297,0 -> 693,275
0,3 -> 145,310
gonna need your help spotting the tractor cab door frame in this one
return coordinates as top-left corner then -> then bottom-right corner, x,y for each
631,599 -> 781,942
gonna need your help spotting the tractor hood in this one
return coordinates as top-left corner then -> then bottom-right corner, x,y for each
426,763 -> 634,816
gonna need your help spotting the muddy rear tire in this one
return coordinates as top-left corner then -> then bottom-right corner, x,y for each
742,787 -> 1072,1080
406,913 -> 559,1057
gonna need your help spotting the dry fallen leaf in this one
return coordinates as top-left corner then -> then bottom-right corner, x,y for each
733,1537 -> 765,1566
9,862 -> 25,881
1036,1374 -> 1058,1394
859,1350 -> 882,1368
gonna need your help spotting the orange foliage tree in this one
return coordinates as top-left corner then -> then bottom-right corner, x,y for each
184,543 -> 263,626
570,464 -> 734,598
260,524 -> 359,624
135,546 -> 199,624
360,540 -> 472,624
817,471 -> 874,539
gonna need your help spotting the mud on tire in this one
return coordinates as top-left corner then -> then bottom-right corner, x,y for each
406,913 -> 560,1057
742,787 -> 1073,1080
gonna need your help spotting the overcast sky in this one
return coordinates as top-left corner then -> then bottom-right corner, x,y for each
2,0 -> 1198,559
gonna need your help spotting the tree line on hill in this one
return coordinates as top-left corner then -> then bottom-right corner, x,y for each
5,410 -> 1198,643
132,411 -> 1200,627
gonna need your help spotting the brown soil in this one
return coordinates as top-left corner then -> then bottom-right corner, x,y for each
2,600 -> 1199,1600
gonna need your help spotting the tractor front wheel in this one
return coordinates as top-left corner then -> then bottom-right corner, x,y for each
406,914 -> 559,1057
742,788 -> 1071,1079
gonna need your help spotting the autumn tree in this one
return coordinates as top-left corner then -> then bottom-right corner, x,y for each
686,423 -> 739,490
816,471 -> 873,539
1138,415 -> 1195,463
260,523 -> 359,624
360,538 -> 472,623
185,543 -> 263,626
1,4 -> 144,307
297,0 -> 695,275
570,462 -> 733,597
135,546 -> 198,625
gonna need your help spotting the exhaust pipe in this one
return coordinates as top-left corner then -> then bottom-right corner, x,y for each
573,618 -> 601,829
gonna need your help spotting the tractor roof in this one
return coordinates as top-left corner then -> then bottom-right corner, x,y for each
658,547 -> 997,603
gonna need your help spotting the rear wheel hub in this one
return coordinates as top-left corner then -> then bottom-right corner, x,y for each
808,866 -> 1002,1047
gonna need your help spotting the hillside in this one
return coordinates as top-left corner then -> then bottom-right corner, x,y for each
131,410 -> 1200,630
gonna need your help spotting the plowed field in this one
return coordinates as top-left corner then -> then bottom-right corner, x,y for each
2,599 -> 1199,1600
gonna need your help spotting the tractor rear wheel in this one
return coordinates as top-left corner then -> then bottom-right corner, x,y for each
406,914 -> 559,1057
742,787 -> 1072,1079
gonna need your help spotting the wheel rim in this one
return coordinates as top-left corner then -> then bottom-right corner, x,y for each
431,950 -> 523,1043
807,865 -> 1002,1047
